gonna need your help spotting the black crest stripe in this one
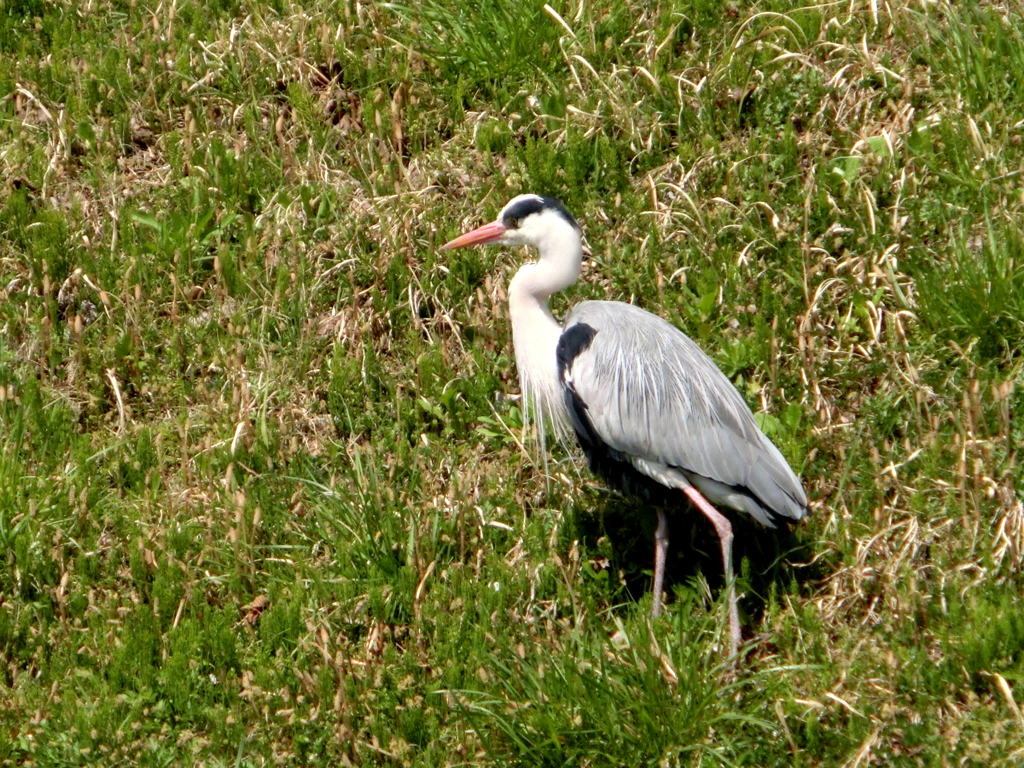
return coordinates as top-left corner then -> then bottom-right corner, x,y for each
502,196 -> 579,230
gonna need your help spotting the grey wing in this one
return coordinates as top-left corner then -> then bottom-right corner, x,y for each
562,301 -> 808,526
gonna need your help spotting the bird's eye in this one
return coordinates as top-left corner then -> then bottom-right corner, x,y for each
510,217 -> 521,228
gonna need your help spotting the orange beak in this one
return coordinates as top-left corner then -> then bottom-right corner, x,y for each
441,220 -> 508,250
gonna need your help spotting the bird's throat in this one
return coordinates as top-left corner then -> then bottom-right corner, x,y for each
508,263 -> 572,443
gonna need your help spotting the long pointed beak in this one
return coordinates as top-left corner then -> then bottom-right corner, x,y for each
441,220 -> 508,250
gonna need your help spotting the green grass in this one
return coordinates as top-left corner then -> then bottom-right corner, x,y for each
2,0 -> 1024,764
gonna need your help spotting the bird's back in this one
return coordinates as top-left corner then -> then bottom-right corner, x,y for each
558,300 -> 808,526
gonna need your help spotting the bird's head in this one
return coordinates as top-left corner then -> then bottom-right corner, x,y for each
442,194 -> 581,254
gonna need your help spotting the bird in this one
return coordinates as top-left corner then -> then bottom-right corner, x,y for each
442,194 -> 809,656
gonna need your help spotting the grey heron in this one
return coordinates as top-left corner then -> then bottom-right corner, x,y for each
442,194 -> 809,656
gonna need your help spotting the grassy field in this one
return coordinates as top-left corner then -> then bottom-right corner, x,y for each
2,0 -> 1024,764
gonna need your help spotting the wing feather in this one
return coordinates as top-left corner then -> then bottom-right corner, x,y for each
562,300 -> 808,525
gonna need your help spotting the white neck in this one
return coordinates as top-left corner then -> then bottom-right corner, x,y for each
506,224 -> 583,443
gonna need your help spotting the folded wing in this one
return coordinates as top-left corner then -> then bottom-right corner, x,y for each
559,301 -> 808,527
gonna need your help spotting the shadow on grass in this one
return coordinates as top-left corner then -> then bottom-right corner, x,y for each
569,492 -> 830,634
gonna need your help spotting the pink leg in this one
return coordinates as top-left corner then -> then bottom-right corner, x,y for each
681,486 -> 741,658
652,507 -> 669,617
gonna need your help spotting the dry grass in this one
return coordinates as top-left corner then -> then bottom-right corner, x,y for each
2,0 -> 1024,765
